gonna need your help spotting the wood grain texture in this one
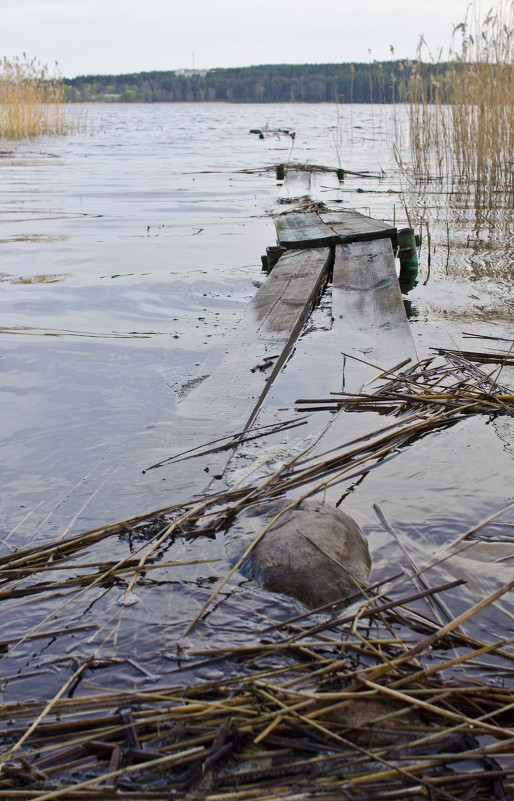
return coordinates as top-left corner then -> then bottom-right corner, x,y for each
323,211 -> 397,244
275,209 -> 397,250
274,213 -> 340,249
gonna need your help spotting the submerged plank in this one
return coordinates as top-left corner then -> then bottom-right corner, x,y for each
331,239 -> 417,391
282,169 -> 341,197
179,247 -> 331,433
287,238 -> 417,505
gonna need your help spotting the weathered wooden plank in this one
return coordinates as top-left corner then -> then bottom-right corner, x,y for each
179,248 -> 332,433
275,213 -> 339,249
219,238 -> 416,497
274,237 -> 418,507
323,210 -> 397,244
275,210 -> 397,251
330,239 -> 417,392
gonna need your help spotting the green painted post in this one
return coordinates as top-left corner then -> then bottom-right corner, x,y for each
397,227 -> 418,293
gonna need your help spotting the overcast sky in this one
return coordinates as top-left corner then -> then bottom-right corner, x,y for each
2,0 -> 478,78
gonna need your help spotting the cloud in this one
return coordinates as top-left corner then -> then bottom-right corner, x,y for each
3,1 -> 94,18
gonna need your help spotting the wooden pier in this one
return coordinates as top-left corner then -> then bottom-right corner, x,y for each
177,192 -> 417,488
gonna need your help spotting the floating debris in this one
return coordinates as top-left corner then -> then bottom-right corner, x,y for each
0,344 -> 512,798
117,590 -> 140,606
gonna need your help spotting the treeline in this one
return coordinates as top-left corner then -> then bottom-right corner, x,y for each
65,61 -> 440,104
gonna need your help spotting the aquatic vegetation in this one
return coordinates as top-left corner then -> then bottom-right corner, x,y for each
397,0 -> 513,214
0,347 -> 513,798
0,54 -> 72,138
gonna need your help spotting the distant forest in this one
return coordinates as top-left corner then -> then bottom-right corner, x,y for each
65,61 -> 440,103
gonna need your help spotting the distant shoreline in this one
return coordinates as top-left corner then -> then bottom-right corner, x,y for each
66,99 -> 409,105
64,61 -> 442,104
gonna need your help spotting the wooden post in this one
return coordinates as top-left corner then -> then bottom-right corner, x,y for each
397,227 -> 419,293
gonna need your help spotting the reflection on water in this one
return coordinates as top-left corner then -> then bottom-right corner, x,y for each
0,325 -> 158,337
0,104 -> 513,699
0,271 -> 70,283
0,234 -> 69,245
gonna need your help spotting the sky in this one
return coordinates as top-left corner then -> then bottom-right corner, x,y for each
1,0 -> 479,78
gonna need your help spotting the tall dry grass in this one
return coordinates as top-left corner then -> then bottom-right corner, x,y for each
0,54 -> 71,138
400,0 -> 513,210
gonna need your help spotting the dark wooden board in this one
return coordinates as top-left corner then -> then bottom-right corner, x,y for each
172,217 -> 409,496
322,210 -> 397,244
179,247 -> 332,434
274,213 -> 340,249
275,210 -> 397,250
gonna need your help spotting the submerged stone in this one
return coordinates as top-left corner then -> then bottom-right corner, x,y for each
226,499 -> 371,608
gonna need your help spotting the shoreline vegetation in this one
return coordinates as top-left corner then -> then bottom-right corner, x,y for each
397,0 -> 514,208
0,54 -> 79,139
395,0 -> 513,225
0,3 -> 513,798
63,0 -> 512,107
64,61 -> 418,104
0,345 -> 514,798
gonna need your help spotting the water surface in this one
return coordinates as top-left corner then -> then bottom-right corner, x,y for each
1,103 -> 513,699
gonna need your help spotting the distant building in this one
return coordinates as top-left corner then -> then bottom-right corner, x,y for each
174,69 -> 209,78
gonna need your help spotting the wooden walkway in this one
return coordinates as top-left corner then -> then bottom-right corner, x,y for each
179,247 -> 331,433
177,202 -> 417,487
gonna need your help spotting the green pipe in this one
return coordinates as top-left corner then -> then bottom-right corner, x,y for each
397,227 -> 418,293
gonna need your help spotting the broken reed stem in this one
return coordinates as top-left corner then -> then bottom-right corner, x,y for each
353,577 -> 514,688
0,504 -> 210,663
145,415 -> 308,470
2,350 -> 511,643
1,348 -> 513,799
395,0 -> 514,217
184,486 -> 300,635
18,746 -> 205,801
0,662 -> 89,769
373,504 -> 456,629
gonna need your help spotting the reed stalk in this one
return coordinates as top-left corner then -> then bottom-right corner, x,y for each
0,346 -> 513,798
396,0 -> 513,216
0,54 -> 75,138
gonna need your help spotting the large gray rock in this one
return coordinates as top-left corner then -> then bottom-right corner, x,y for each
226,499 -> 371,608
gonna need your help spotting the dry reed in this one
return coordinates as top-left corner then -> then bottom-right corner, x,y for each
0,570 -> 513,799
0,344 -> 512,798
0,54 -> 74,138
396,0 -> 513,214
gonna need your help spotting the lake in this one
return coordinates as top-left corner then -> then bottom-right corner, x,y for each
1,103 -> 513,699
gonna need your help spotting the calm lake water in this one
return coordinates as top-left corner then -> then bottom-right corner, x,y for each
1,103 -> 513,699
